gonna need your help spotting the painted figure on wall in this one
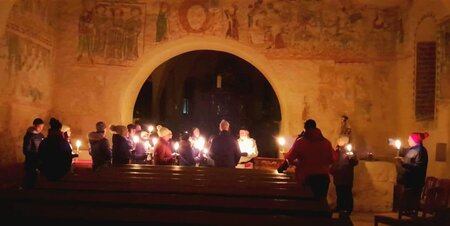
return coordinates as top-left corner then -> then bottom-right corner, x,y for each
77,0 -> 145,65
124,7 -> 142,60
225,4 -> 239,40
77,9 -> 94,63
156,2 -> 169,42
93,4 -> 109,58
247,0 -> 263,28
106,7 -> 125,61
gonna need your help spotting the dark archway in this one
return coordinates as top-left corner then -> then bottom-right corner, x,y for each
134,50 -> 281,157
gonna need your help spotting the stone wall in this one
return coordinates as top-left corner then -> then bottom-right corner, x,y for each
0,0 -> 56,166
0,0 -> 449,181
50,0 -> 400,158
394,0 -> 450,179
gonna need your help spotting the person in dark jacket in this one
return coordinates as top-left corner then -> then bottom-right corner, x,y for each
210,120 -> 241,168
278,119 -> 335,200
131,126 -> 148,164
330,142 -> 359,218
154,125 -> 175,165
397,132 -> 429,213
110,125 -> 132,165
179,131 -> 196,166
38,118 -> 76,181
22,118 -> 45,187
88,121 -> 111,170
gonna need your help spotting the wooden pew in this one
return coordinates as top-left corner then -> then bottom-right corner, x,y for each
0,163 -> 345,225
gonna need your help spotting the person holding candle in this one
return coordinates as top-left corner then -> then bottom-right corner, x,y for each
38,118 -> 76,181
88,121 -> 111,171
131,124 -> 148,164
236,128 -> 258,169
396,132 -> 429,215
189,127 -> 204,163
330,140 -> 359,219
179,131 -> 196,166
210,119 -> 241,168
110,125 -> 132,165
154,125 -> 175,165
277,119 -> 335,200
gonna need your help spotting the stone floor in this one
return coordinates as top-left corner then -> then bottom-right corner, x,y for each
338,212 -> 397,226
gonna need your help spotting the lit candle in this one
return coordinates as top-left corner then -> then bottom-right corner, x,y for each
148,125 -> 154,133
152,137 -> 159,146
194,136 -> 206,150
345,143 -> 354,156
75,140 -> 81,152
173,142 -> 180,151
133,135 -> 140,144
277,137 -> 286,146
394,139 -> 402,150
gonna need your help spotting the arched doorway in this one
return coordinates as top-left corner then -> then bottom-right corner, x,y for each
133,50 -> 281,157
120,37 -> 289,148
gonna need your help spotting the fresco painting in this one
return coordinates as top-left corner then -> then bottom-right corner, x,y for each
0,0 -> 54,103
72,0 -> 404,64
77,0 -> 146,66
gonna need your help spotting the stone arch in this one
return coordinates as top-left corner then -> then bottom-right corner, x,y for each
121,36 -> 286,132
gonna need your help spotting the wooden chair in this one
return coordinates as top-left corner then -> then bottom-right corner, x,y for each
374,177 -> 450,226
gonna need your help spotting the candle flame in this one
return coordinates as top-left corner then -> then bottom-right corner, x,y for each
277,137 -> 286,146
394,139 -> 401,150
75,140 -> 81,149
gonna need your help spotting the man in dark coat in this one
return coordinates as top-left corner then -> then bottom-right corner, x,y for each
38,118 -> 75,181
210,120 -> 241,168
88,121 -> 111,170
22,118 -> 45,187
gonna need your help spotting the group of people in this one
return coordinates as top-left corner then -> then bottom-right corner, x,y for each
23,115 -> 429,218
23,117 -> 78,187
277,116 -> 429,219
23,117 -> 260,187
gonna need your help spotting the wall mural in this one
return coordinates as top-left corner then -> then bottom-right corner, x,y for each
77,0 -> 146,66
75,0 -> 402,65
0,0 -> 54,102
176,0 -> 400,60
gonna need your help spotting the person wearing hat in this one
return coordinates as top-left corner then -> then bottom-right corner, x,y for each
210,120 -> 241,168
154,125 -> 174,165
396,132 -> 429,214
38,118 -> 75,181
88,121 -> 111,170
110,125 -> 132,165
22,118 -> 45,188
277,119 -> 335,200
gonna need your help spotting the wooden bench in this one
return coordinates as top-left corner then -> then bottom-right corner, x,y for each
0,163 -> 345,225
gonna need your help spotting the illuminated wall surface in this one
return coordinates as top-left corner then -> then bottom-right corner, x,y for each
0,0 -> 449,179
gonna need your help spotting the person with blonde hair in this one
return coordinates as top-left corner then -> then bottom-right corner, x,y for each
210,119 -> 241,168
110,125 -> 132,165
153,125 -> 174,165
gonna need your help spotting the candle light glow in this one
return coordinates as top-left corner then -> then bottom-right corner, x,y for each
277,137 -> 286,146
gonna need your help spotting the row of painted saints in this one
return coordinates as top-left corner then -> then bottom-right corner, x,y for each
74,0 -> 426,65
